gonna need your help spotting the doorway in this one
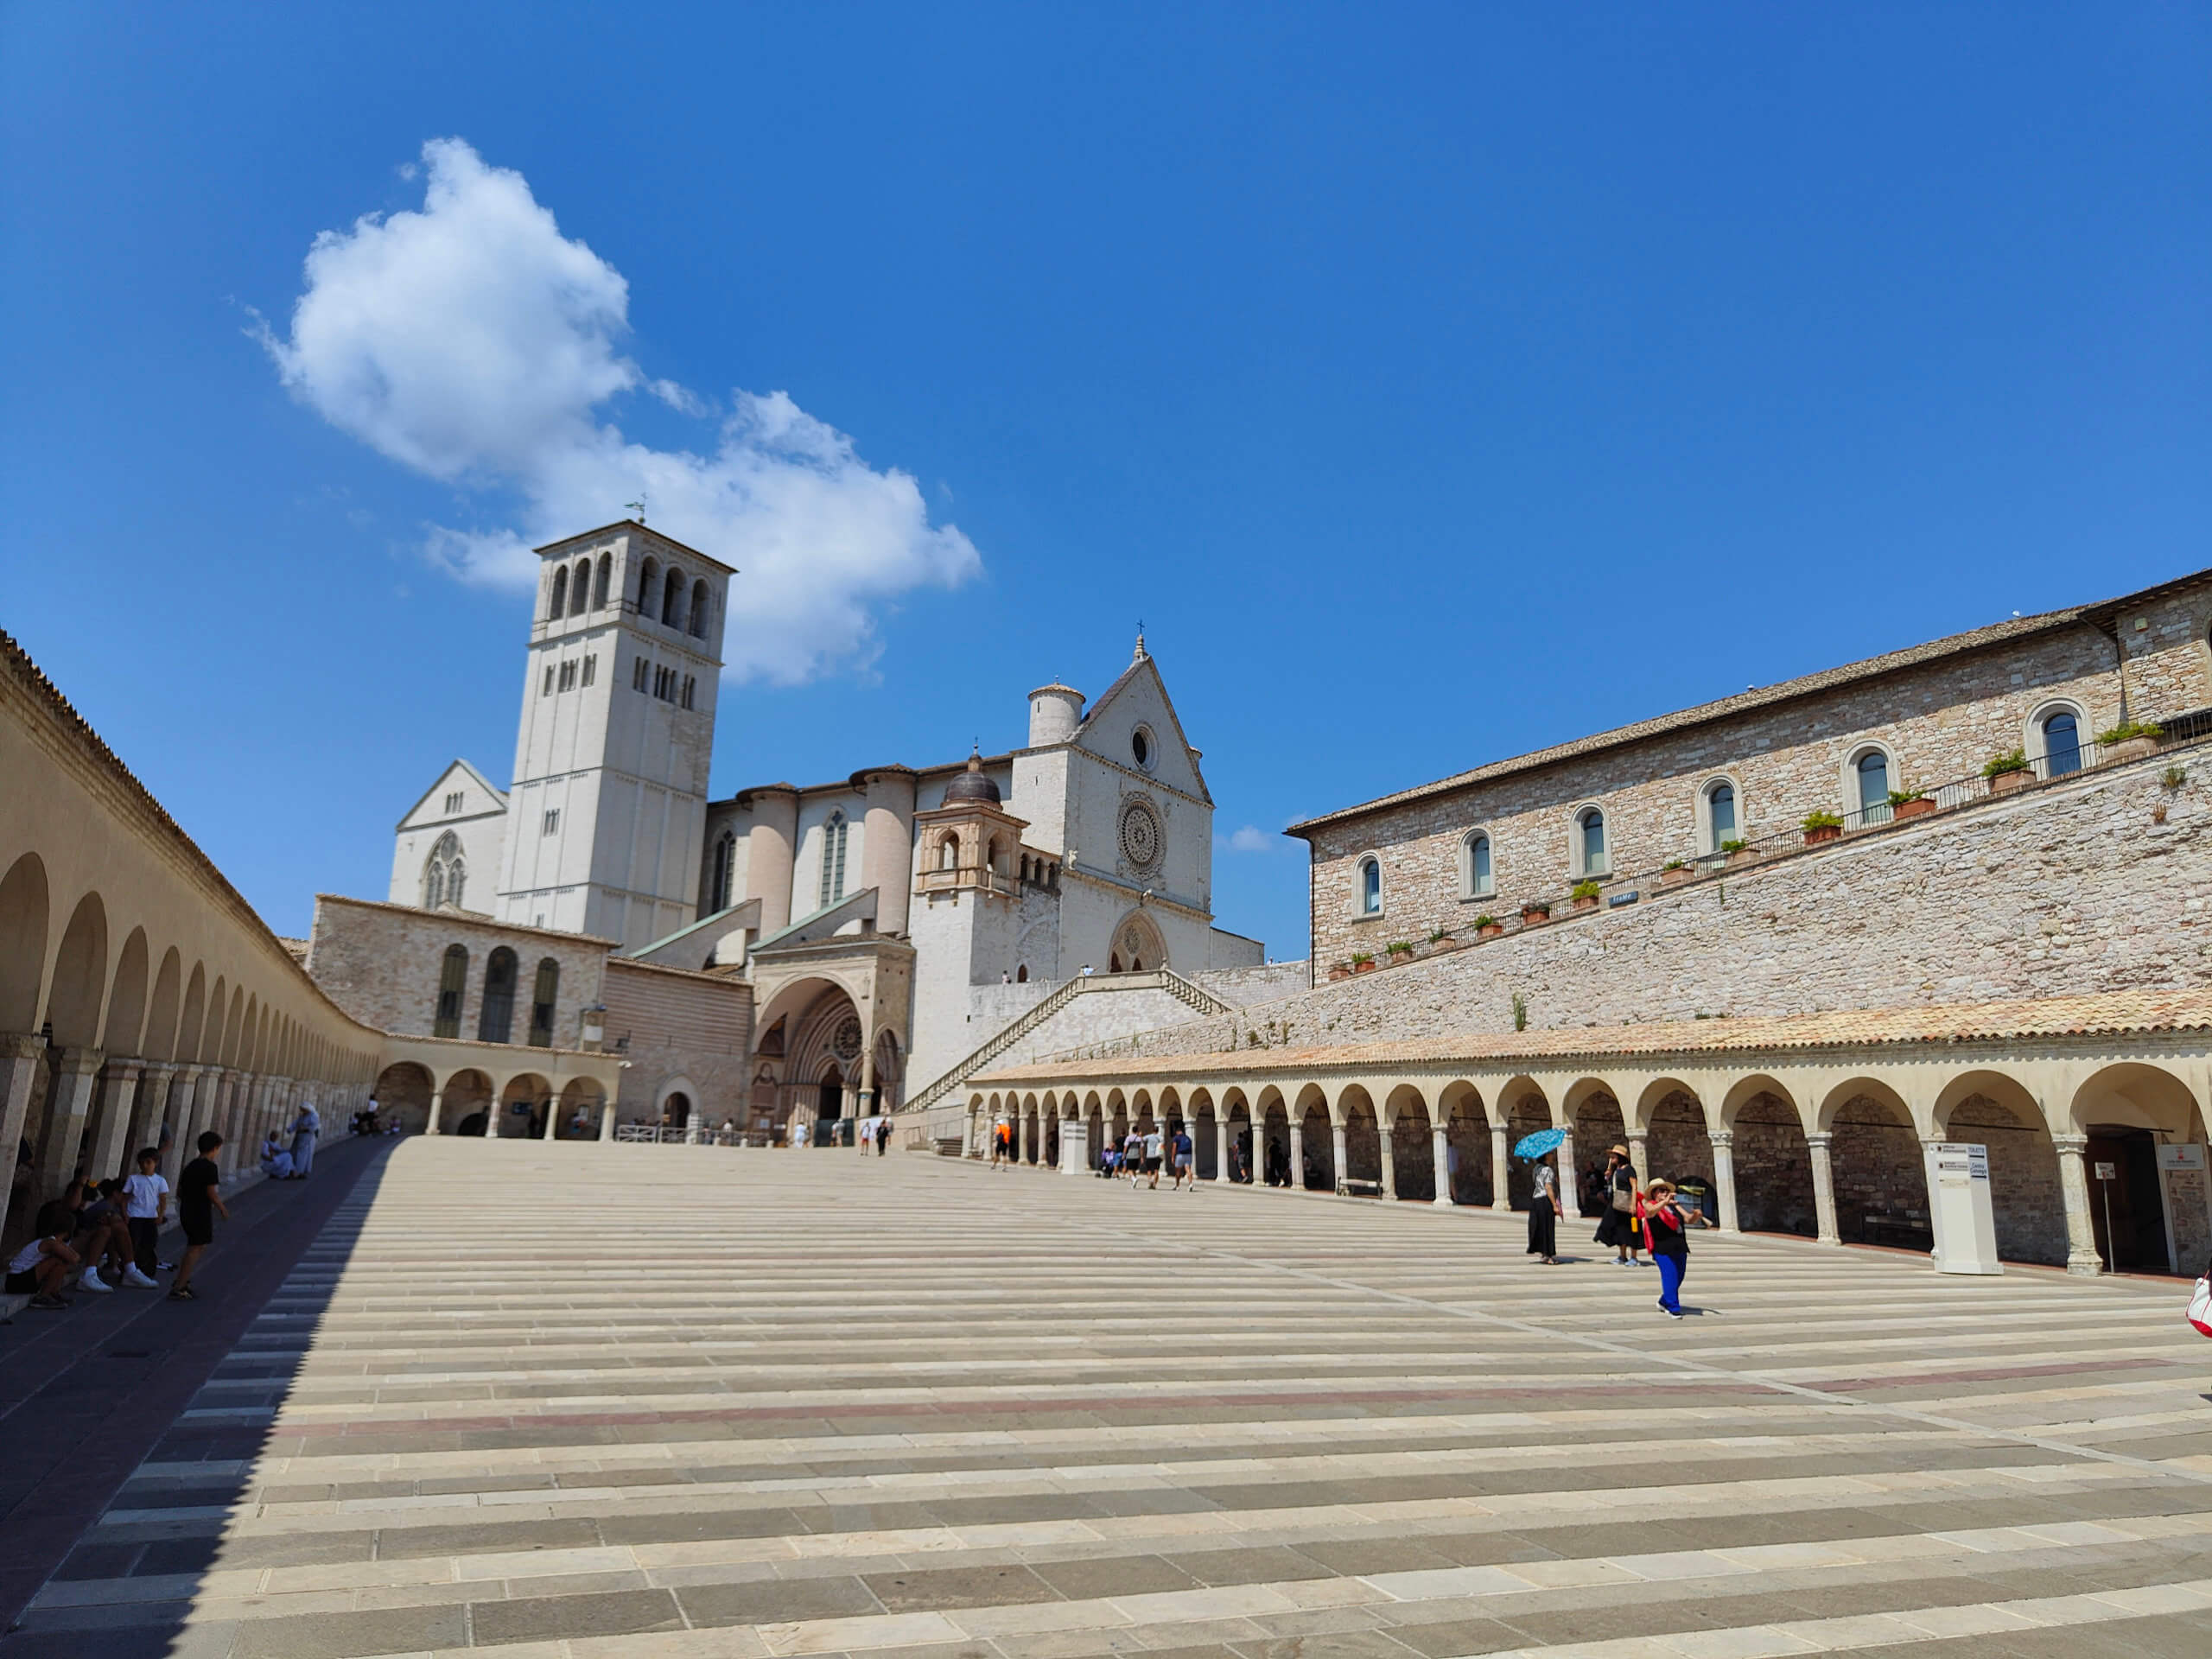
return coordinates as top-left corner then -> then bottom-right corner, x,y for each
2086,1128 -> 2169,1273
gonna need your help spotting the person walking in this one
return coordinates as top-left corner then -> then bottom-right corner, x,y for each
876,1116 -> 891,1156
1643,1179 -> 1708,1318
1169,1123 -> 1193,1191
1593,1145 -> 1644,1266
1527,1154 -> 1561,1265
289,1102 -> 318,1178
168,1130 -> 228,1302
123,1147 -> 169,1281
1143,1123 -> 1164,1190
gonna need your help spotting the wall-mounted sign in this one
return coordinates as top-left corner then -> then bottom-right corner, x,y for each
2156,1144 -> 2206,1173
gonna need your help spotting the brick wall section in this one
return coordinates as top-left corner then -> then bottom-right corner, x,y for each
1047,748 -> 2212,1065
601,958 -> 752,1128
1303,587 -> 2211,973
1829,1098 -> 1930,1248
1949,1095 -> 2067,1266
1734,1096 -> 1817,1236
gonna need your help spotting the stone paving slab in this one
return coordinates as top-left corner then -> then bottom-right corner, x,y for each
8,1141 -> 2212,1657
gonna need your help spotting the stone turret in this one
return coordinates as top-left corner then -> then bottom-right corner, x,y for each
1027,681 -> 1083,747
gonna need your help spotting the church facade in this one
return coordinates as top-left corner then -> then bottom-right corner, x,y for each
354,520 -> 1263,1137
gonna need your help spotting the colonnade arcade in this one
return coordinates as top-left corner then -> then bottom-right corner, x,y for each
970,1004 -> 2212,1276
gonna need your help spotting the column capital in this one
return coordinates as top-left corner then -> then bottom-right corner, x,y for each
1707,1130 -> 1734,1147
2052,1134 -> 2089,1154
56,1046 -> 105,1077
0,1032 -> 45,1062
103,1057 -> 146,1083
1805,1131 -> 1833,1149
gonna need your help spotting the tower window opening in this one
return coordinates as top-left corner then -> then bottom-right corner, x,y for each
637,556 -> 658,613
543,665 -> 556,696
819,812 -> 849,908
478,947 -> 518,1044
528,958 -> 559,1048
569,559 -> 590,616
433,943 -> 467,1038
689,578 -> 709,638
542,808 -> 560,835
549,565 -> 569,619
592,552 -> 612,607
662,567 -> 685,627
581,654 -> 595,687
632,657 -> 649,691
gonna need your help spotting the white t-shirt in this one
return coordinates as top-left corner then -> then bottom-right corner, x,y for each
124,1173 -> 168,1219
1144,1132 -> 1163,1159
9,1237 -> 52,1274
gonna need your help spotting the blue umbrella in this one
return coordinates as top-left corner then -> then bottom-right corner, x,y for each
1512,1127 -> 1567,1160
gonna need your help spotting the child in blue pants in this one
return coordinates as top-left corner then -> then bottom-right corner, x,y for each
1643,1180 -> 1708,1317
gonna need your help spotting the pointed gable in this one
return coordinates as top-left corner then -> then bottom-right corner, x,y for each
395,759 -> 508,831
1072,642 -> 1212,804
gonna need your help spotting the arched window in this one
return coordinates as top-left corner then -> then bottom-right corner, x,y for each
1358,857 -> 1382,915
662,568 -> 685,627
527,958 -> 559,1047
689,578 -> 709,638
938,835 -> 958,872
434,944 -> 467,1039
569,559 -> 590,616
818,812 -> 849,908
1577,808 -> 1607,876
1706,781 -> 1738,851
637,556 -> 658,613
1015,964 -> 1028,983
2042,710 -> 2082,777
423,831 -> 464,911
1856,750 -> 1891,822
709,830 -> 736,912
478,947 -> 518,1044
548,565 -> 569,619
1463,831 -> 1492,898
592,553 -> 612,608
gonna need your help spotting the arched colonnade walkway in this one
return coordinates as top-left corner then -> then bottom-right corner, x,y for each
969,992 -> 2212,1275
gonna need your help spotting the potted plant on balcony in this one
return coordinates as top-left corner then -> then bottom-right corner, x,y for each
1386,938 -> 1416,962
1661,858 -> 1692,887
1473,913 -> 1504,939
1326,961 -> 1352,982
1350,950 -> 1377,974
1425,927 -> 1460,954
1890,786 -> 1936,820
1721,837 -> 1756,866
1802,809 -> 1843,846
1571,880 -> 1602,912
1519,899 -> 1551,925
1982,749 -> 2033,794
2099,719 -> 2163,765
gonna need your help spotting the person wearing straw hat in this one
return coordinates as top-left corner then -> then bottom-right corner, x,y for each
1593,1144 -> 1644,1267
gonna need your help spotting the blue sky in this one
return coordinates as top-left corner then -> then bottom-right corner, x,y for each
3,5 -> 2206,958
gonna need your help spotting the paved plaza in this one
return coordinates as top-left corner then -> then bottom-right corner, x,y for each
11,1141 -> 2212,1659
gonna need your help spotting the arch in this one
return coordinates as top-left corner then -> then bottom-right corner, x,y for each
0,853 -> 50,1033
569,558 -> 590,616
47,890 -> 108,1048
478,947 -> 518,1043
2026,697 -> 2089,779
1109,910 -> 1166,975
197,974 -> 226,1066
1338,1084 -> 1381,1191
1566,1079 -> 1628,1217
372,1061 -> 435,1135
557,1076 -> 607,1141
143,946 -> 182,1062
2069,1062 -> 2205,1272
527,957 -> 560,1047
662,567 -> 686,627
1460,830 -> 1493,899
936,832 -> 959,872
1700,775 -> 1743,854
497,1072 -> 553,1139
689,578 -> 710,638
1293,1082 -> 1333,1191
434,943 -> 468,1039
1846,742 -> 1896,826
549,563 -> 569,619
439,1067 -> 493,1135
1640,1084 -> 1715,1212
1726,1077 -> 1815,1238
592,552 -> 612,608
423,830 -> 464,911
1440,1081 -> 1491,1205
1820,1077 -> 1931,1253
1935,1070 -> 2065,1267
1503,1083 -> 1552,1209
1385,1084 -> 1433,1202
637,555 -> 659,613
1190,1087 -> 1218,1180
101,927 -> 150,1055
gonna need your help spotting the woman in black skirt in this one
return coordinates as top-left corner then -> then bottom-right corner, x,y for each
1592,1144 -> 1644,1266
1526,1154 -> 1560,1264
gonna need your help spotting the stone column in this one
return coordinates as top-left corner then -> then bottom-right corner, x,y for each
1627,1130 -> 1649,1182
1213,1114 -> 1228,1182
85,1058 -> 144,1183
1431,1122 -> 1452,1207
1557,1124 -> 1577,1217
162,1066 -> 203,1186
1331,1119 -> 1349,1197
130,1062 -> 176,1161
1491,1122 -> 1511,1211
1806,1131 -> 1841,1246
1378,1118 -> 1396,1198
428,1088 -> 448,1135
2052,1135 -> 2104,1275
1288,1118 -> 1304,1191
35,1048 -> 104,1199
0,1033 -> 47,1243
1708,1130 -> 1740,1233
596,1091 -> 613,1142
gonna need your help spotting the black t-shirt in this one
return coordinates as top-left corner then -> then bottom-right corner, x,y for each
1645,1201 -> 1689,1258
180,1157 -> 219,1226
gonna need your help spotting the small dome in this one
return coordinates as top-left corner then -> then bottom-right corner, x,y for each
943,747 -> 1001,804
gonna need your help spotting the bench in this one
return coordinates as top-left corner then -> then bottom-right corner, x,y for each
1340,1179 -> 1384,1198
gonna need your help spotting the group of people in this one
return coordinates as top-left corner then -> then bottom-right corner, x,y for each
1526,1142 -> 1709,1317
4,1132 -> 229,1311
257,1103 -> 321,1181
1093,1125 -> 1196,1189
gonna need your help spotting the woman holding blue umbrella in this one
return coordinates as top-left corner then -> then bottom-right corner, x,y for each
1515,1126 -> 1567,1264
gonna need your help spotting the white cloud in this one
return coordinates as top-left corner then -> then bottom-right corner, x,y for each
1222,825 -> 1274,854
255,137 -> 982,683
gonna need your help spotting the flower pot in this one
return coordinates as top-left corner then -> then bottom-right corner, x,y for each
1803,824 -> 1841,846
1893,797 -> 1937,819
1726,847 -> 1758,866
1520,908 -> 1550,926
1327,963 -> 1351,982
1352,959 -> 1377,974
1573,894 -> 1599,912
2109,734 -> 2158,764
1426,938 -> 1461,955
1387,951 -> 1414,965
1661,866 -> 1692,887
1477,923 -> 1504,939
1989,769 -> 2032,795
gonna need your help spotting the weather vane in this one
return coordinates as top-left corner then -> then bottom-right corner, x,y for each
625,496 -> 647,524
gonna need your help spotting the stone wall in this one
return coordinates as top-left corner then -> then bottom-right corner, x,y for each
1047,747 -> 2212,1065
1304,582 -> 2212,972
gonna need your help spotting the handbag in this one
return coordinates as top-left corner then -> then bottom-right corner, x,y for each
1611,1185 -> 1632,1213
2188,1275 -> 2212,1339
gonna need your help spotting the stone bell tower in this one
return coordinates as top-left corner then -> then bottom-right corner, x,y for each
497,522 -> 734,950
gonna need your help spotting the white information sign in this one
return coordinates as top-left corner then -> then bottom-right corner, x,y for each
1928,1141 -> 2002,1275
1058,1117 -> 1090,1176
